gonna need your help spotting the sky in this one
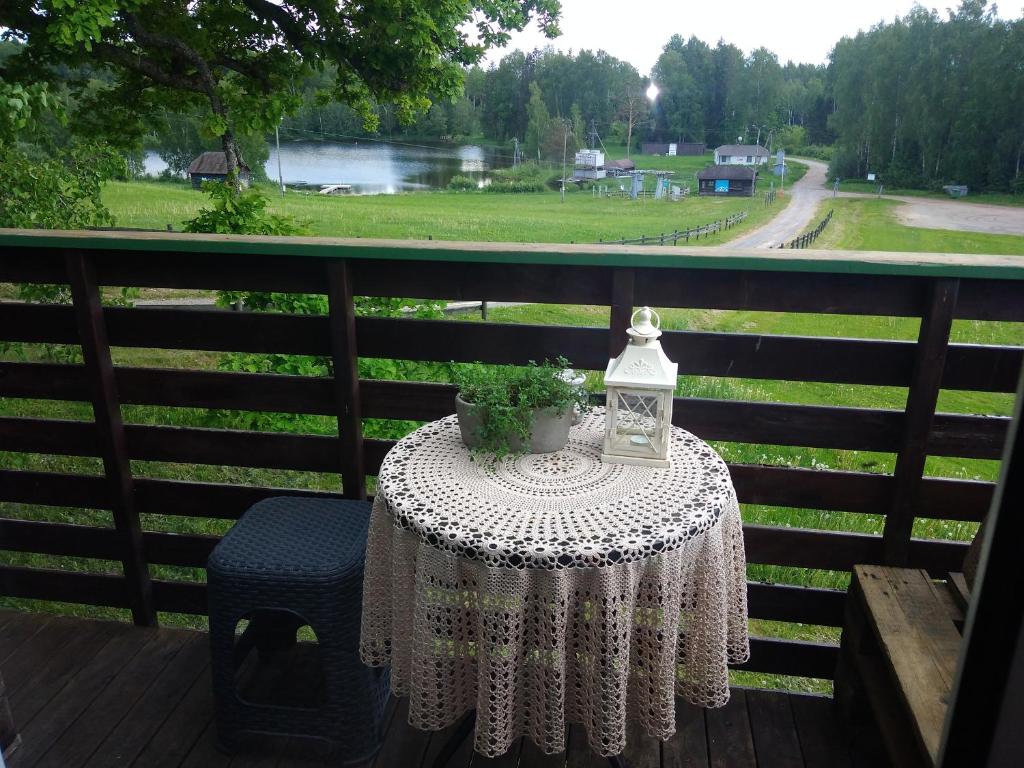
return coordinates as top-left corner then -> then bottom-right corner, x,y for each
482,0 -> 1024,74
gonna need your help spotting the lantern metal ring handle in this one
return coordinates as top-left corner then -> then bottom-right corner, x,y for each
631,307 -> 661,329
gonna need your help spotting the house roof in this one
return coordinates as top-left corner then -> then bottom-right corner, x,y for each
188,151 -> 251,175
696,164 -> 757,181
605,159 -> 636,170
714,144 -> 770,157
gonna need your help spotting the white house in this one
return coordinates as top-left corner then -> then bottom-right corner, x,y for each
713,144 -> 770,166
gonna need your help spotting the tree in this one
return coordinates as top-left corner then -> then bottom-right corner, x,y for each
618,87 -> 649,158
525,81 -> 551,160
1,1 -> 560,183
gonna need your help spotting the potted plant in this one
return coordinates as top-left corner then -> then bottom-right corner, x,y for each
453,358 -> 589,457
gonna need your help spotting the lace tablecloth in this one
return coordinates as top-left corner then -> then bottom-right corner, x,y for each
360,410 -> 748,757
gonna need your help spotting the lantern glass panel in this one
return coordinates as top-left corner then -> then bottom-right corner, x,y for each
614,390 -> 660,455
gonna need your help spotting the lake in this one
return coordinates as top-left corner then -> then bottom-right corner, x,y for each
144,140 -> 510,194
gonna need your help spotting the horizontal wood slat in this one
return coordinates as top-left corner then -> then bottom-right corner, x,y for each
0,565 -> 130,607
739,636 -> 840,679
132,478 -> 343,519
0,426 -> 993,522
1,303 -> 1019,390
0,469 -> 110,508
746,582 -> 847,627
4,249 -> 1023,320
744,523 -> 970,576
0,518 -> 120,560
1,367 -> 1008,459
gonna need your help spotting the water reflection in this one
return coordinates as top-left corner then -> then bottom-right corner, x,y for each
144,140 -> 508,194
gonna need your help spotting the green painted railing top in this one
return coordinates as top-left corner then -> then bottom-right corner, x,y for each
2,227 -> 1023,280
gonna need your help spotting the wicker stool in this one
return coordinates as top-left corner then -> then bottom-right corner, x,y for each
207,496 -> 388,763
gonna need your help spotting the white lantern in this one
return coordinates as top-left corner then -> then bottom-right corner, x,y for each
601,307 -> 677,467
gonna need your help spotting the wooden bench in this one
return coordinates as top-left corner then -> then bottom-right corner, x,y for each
835,565 -> 966,768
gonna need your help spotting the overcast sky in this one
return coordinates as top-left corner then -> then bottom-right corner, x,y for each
482,0 -> 1024,73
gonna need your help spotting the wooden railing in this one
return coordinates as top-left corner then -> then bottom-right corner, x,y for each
1,229 -> 1022,683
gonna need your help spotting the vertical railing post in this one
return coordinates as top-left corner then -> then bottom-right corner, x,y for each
609,268 -> 635,359
327,260 -> 366,500
882,277 -> 960,564
65,251 -> 156,626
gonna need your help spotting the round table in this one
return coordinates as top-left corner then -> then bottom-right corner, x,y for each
359,410 -> 748,758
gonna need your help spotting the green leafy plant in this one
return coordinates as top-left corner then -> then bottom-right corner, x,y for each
453,357 -> 589,458
183,180 -> 309,236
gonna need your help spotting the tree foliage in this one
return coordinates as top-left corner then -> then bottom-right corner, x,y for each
828,1 -> 1024,190
1,0 -> 560,174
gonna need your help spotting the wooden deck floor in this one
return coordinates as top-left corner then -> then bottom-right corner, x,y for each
0,611 -> 873,768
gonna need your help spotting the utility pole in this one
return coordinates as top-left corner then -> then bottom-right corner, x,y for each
275,123 -> 285,196
561,120 -> 568,203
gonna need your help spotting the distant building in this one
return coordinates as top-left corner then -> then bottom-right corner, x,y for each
696,165 -> 757,197
573,149 -> 606,180
642,142 -> 706,156
604,158 -> 636,175
187,151 -> 252,189
713,144 -> 770,166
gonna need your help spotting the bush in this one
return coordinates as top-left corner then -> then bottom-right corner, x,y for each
183,180 -> 308,235
797,145 -> 834,161
483,179 -> 548,194
447,175 -> 477,191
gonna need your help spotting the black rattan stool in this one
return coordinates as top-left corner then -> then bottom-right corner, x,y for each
207,496 -> 388,764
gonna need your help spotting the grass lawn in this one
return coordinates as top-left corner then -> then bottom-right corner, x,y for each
811,197 -> 1024,255
837,179 -> 1024,207
103,151 -> 793,246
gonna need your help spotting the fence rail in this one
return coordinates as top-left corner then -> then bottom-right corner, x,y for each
0,228 -> 1021,684
596,211 -> 747,246
780,209 -> 834,249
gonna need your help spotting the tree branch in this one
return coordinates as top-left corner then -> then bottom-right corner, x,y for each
91,42 -> 205,93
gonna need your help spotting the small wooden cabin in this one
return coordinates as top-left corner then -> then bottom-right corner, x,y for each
187,151 -> 252,189
696,164 -> 757,197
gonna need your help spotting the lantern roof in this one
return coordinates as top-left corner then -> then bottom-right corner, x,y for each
604,307 -> 678,389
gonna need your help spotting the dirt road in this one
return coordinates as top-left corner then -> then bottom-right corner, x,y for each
728,158 -> 1024,248
865,193 -> 1024,236
727,159 -> 832,248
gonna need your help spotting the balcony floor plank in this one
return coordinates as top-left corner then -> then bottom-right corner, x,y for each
1,612 -> 870,768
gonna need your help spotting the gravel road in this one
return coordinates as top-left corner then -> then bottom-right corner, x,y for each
728,158 -> 1024,248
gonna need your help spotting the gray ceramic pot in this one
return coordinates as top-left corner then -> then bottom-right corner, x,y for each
455,395 -> 572,454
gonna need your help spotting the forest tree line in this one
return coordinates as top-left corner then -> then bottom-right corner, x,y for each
278,1 -> 1024,191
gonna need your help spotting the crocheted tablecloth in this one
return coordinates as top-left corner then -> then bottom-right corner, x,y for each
360,410 -> 748,758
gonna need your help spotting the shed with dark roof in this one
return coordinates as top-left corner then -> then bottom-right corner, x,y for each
695,164 -> 757,197
187,151 -> 252,189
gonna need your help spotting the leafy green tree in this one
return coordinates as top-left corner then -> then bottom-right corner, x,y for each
525,81 -> 551,160
1,0 -> 560,179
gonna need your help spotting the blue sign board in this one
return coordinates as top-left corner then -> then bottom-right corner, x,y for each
714,179 -> 730,193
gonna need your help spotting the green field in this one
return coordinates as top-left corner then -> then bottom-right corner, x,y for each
836,179 -> 1024,207
102,153 -> 796,245
811,197 -> 1024,255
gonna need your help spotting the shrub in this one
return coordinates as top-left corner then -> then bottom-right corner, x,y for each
447,175 -> 478,191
